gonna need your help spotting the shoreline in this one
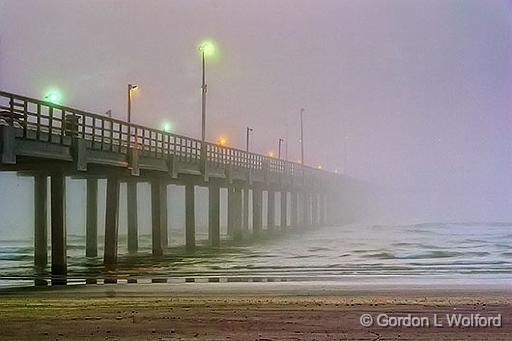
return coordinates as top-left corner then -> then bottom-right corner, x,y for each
0,283 -> 511,340
2,274 -> 512,294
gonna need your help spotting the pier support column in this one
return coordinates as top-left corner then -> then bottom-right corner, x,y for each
34,174 -> 48,267
290,192 -> 298,228
127,180 -> 138,254
104,176 -> 120,266
319,194 -> 326,226
208,183 -> 220,247
280,190 -> 288,230
232,186 -> 243,240
227,187 -> 234,237
329,193 -> 342,226
312,193 -> 319,227
86,178 -> 98,257
298,192 -> 303,227
161,186 -> 168,248
185,182 -> 196,252
326,193 -> 336,226
242,186 -> 249,233
267,190 -> 275,231
298,193 -> 304,226
50,172 -> 66,283
304,192 -> 311,227
252,187 -> 262,235
327,194 -> 333,225
324,194 -> 329,226
151,178 -> 167,256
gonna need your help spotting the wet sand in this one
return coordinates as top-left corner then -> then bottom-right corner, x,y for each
0,283 -> 510,340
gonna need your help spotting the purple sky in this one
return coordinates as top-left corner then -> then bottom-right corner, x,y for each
1,0 -> 512,225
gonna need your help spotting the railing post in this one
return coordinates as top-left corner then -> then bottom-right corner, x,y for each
263,158 -> 270,184
129,125 -> 140,176
201,143 -> 208,181
36,103 -> 41,141
22,100 -> 28,138
8,95 -> 14,125
168,154 -> 178,178
129,148 -> 140,176
72,124 -> 87,171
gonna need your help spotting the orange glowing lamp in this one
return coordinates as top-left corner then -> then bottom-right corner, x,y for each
217,136 -> 227,146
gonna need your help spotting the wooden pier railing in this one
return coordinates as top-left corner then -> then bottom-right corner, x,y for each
0,90 -> 327,177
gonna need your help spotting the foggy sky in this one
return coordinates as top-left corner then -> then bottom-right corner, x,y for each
1,0 -> 512,233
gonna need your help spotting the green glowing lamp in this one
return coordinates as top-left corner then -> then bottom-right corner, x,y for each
162,121 -> 173,133
44,90 -> 61,104
198,40 -> 216,58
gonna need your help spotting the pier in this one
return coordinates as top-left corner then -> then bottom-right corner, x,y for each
0,90 -> 346,283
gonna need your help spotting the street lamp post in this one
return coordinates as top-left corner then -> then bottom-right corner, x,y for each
244,127 -> 253,233
201,48 -> 207,142
246,127 -> 253,152
278,138 -> 284,159
198,40 -> 215,143
300,108 -> 305,164
127,84 -> 138,123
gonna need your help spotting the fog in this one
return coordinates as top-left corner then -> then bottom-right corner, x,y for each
1,0 -> 511,239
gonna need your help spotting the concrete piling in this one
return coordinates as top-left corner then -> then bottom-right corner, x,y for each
252,187 -> 262,235
151,178 -> 167,256
34,174 -> 48,266
243,186 -> 250,233
185,182 -> 195,252
290,192 -> 298,228
85,178 -> 98,257
127,180 -> 138,254
267,190 -> 275,231
280,190 -> 288,230
50,172 -> 66,283
312,193 -> 319,227
104,176 -> 120,266
232,186 -> 242,240
304,192 -> 311,227
208,184 -> 220,247
227,186 -> 234,237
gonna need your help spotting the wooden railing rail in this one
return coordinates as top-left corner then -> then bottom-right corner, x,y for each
0,90 -> 332,177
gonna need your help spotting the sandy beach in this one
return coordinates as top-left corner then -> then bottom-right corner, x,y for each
0,282 -> 510,340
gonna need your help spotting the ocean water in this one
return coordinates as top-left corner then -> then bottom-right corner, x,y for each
0,222 -> 511,288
